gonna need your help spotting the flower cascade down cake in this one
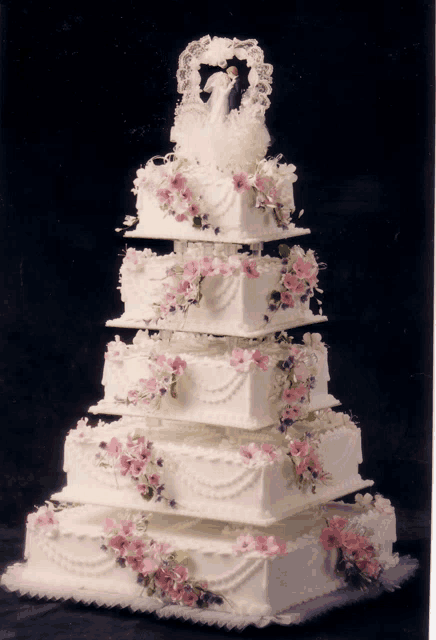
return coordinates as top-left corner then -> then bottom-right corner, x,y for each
1,36 -> 416,630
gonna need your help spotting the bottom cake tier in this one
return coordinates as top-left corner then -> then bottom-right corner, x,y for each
2,495 -> 403,625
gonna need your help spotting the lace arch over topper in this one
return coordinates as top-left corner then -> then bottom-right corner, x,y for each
171,36 -> 273,174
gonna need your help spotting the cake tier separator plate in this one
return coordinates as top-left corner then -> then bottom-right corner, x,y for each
88,395 -> 341,429
51,477 -> 374,526
124,226 -> 311,244
1,556 -> 418,631
105,314 -> 328,337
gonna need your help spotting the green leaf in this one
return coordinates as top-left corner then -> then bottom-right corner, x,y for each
278,244 -> 291,258
193,216 -> 202,228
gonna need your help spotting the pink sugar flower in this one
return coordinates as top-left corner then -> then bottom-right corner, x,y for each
149,473 -> 160,486
155,568 -> 174,591
136,483 -> 148,495
319,526 -> 344,551
176,279 -> 193,295
141,377 -> 157,394
183,260 -> 201,280
251,350 -> 270,371
293,257 -> 315,280
107,437 -> 122,458
289,439 -> 311,458
180,187 -> 193,202
175,213 -> 187,222
282,387 -> 304,405
167,582 -> 185,602
280,290 -> 295,307
182,590 -> 199,606
199,256 -> 214,276
156,188 -> 173,204
129,459 -> 146,478
172,564 -> 189,583
264,535 -> 287,557
232,172 -> 251,193
141,556 -> 159,575
282,406 -> 301,422
127,390 -> 139,405
168,355 -> 187,376
218,261 -> 233,277
240,442 -> 259,461
283,273 -> 306,293
126,555 -> 143,571
109,534 -> 129,556
119,520 -> 134,536
233,534 -> 256,554
363,560 -> 382,578
103,517 -> 117,534
169,173 -> 187,192
242,259 -> 260,279
255,175 -> 267,191
230,348 -> 253,372
342,531 -> 368,553
260,443 -> 278,460
187,203 -> 200,217
128,538 -> 146,555
155,354 -> 169,368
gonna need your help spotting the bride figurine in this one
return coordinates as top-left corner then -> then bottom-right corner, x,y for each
202,66 -> 239,124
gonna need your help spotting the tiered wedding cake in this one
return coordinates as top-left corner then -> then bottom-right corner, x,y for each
2,36 -> 415,630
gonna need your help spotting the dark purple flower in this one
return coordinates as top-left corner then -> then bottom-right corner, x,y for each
99,441 -> 107,449
156,458 -> 163,467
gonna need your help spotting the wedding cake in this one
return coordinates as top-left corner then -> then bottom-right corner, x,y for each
1,36 -> 416,630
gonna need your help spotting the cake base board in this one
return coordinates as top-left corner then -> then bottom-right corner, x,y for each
105,314 -> 328,337
50,476 -> 374,526
124,226 -> 311,245
1,556 -> 418,631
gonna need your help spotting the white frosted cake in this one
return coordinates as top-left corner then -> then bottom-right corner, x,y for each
1,35 -> 414,629
89,331 -> 339,429
107,244 -> 326,336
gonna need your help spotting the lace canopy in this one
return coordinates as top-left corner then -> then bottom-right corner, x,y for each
175,35 -> 273,114
171,36 -> 273,173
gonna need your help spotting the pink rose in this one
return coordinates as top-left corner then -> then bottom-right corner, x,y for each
199,256 -> 214,276
167,582 -> 185,602
329,516 -> 348,531
155,568 -> 174,591
172,565 -> 189,583
140,556 -> 159,575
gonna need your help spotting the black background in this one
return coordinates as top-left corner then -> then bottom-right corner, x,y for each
0,1 -> 433,638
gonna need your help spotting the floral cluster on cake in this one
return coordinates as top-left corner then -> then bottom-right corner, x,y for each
130,154 -> 220,234
229,347 -> 269,372
102,517 -> 223,608
155,254 -> 260,319
107,342 -> 187,408
232,533 -> 287,556
96,433 -> 176,507
232,155 -> 298,230
320,514 -> 383,589
287,433 -> 331,493
239,442 -> 282,466
264,244 -> 322,323
276,333 -> 324,432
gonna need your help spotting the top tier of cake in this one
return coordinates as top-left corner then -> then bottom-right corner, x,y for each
121,36 -> 309,243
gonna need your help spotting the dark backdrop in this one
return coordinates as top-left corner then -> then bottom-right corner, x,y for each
0,1 -> 433,638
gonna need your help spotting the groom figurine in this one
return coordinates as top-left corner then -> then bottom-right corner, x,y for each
227,66 -> 242,111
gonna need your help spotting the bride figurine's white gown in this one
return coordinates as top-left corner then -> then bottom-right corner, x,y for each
203,71 -> 235,124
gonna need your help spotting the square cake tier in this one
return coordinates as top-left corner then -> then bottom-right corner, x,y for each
57,411 -> 374,525
89,331 -> 340,430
